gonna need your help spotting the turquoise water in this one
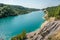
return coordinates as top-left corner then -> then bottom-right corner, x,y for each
0,11 -> 45,40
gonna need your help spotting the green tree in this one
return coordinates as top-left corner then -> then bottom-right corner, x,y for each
11,30 -> 26,40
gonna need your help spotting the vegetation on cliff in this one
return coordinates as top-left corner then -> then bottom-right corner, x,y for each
0,3 -> 40,18
45,5 -> 60,20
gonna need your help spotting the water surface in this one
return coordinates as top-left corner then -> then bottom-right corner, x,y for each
0,11 -> 45,40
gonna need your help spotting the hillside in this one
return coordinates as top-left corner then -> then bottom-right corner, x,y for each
0,3 -> 40,18
45,5 -> 60,20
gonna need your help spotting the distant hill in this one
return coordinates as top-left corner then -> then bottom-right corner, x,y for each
0,3 -> 40,18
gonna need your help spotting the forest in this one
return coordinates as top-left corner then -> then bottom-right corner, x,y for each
0,3 -> 40,18
46,5 -> 60,19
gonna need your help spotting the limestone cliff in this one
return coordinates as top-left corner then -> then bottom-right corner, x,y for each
26,20 -> 60,40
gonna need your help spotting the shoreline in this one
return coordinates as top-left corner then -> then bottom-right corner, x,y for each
26,16 -> 55,39
26,10 -> 48,38
26,10 -> 48,37
26,20 -> 49,38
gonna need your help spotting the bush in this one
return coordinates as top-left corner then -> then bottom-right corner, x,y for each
11,30 -> 26,40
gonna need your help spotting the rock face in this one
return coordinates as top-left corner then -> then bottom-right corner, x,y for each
26,21 -> 60,40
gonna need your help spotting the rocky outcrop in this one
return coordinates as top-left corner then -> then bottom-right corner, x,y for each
26,20 -> 60,40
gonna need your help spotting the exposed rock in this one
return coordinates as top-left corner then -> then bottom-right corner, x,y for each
26,20 -> 60,40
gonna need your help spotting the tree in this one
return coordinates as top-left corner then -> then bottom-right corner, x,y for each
11,30 -> 26,40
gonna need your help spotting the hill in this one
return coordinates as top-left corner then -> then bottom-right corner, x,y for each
44,5 -> 60,20
0,3 -> 40,18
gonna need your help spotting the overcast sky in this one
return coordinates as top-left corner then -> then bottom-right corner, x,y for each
0,0 -> 60,9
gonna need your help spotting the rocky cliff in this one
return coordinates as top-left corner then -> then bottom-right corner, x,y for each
26,20 -> 60,40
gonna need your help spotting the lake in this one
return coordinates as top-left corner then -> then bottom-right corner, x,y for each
0,11 -> 45,40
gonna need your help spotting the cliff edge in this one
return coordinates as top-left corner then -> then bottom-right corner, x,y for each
26,20 -> 60,40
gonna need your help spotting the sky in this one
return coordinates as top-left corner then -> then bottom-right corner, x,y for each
0,0 -> 60,9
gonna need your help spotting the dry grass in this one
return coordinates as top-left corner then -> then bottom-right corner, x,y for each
47,31 -> 60,40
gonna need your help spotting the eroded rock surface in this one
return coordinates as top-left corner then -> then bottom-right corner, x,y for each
26,21 -> 60,40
